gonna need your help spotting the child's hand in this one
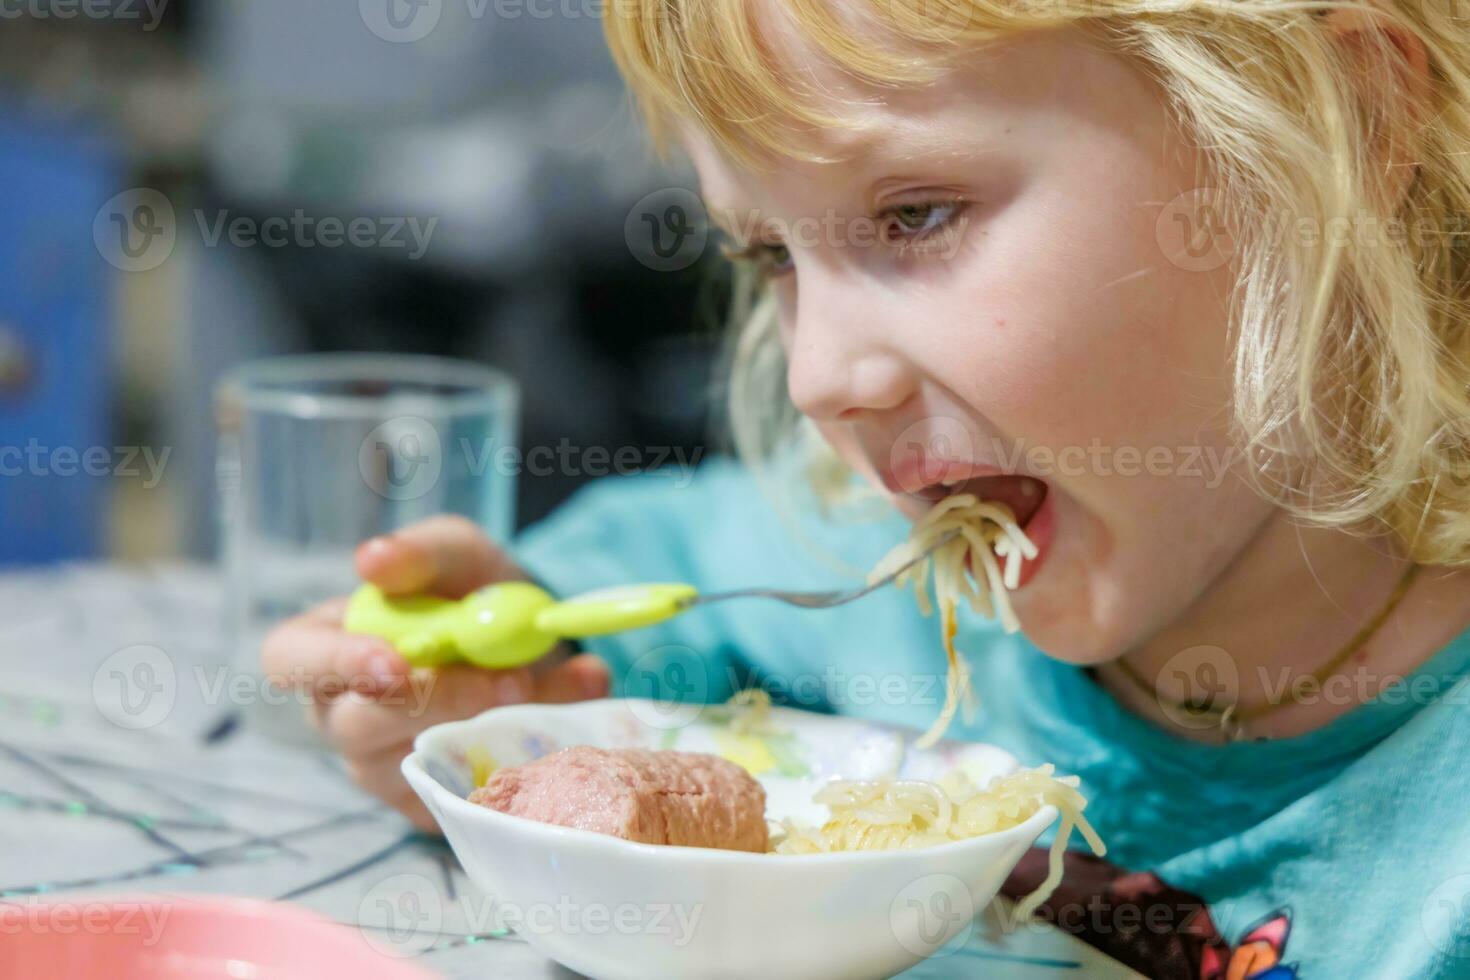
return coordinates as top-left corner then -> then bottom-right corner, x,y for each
260,514 -> 610,832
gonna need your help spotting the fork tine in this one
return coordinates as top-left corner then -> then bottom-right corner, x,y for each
690,529 -> 960,610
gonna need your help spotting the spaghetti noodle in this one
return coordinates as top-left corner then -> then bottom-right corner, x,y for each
867,493 -> 1037,747
771,765 -> 1105,924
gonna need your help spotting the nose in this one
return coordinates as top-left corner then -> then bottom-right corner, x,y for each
784,268 -> 917,422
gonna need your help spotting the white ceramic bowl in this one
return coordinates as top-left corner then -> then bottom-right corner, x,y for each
403,698 -> 1055,980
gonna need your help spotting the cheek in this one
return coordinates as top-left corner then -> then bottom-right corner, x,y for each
969,191 -> 1228,429
934,126 -> 1240,498
1025,476 -> 1271,663
925,149 -> 1267,657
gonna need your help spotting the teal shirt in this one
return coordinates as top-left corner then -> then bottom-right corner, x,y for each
513,459 -> 1470,979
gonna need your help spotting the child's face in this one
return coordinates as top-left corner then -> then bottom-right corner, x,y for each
683,27 -> 1274,664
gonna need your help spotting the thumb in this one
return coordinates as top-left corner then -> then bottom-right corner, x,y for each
355,514 -> 520,598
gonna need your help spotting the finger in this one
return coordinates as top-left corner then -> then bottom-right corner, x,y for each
355,515 -> 517,598
532,653 -> 611,704
317,666 -> 528,756
433,664 -> 541,720
312,655 -> 598,764
316,699 -> 420,759
261,618 -> 408,697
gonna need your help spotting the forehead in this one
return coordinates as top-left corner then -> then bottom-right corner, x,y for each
676,29 -> 1091,204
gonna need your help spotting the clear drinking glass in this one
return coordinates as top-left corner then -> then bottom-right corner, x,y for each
216,353 -> 519,743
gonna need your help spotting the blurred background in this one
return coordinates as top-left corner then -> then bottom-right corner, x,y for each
0,0 -> 731,566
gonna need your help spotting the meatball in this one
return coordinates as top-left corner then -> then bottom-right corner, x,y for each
468,746 -> 768,852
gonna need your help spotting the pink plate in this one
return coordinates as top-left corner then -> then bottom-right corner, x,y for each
0,894 -> 434,979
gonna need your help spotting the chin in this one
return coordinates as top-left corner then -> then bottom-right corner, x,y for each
1016,615 -> 1131,666
1010,594 -> 1130,666
1003,521 -> 1140,667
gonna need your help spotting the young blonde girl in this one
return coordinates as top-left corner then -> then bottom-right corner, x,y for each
265,0 -> 1470,973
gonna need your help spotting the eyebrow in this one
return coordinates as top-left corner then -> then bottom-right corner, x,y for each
699,119 -> 993,231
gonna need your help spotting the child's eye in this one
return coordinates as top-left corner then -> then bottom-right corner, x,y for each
715,198 -> 967,279
880,200 -> 966,242
718,239 -> 794,278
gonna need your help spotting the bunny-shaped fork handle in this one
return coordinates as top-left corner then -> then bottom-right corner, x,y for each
344,531 -> 958,670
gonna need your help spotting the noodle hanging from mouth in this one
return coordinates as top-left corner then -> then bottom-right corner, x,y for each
867,493 -> 1037,747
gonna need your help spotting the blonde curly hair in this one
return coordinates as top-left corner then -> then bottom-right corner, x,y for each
604,0 -> 1470,565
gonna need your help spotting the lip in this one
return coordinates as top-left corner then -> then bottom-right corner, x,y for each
1012,488 -> 1055,589
875,452 -> 1056,592
879,455 -> 1046,527
878,457 -> 1012,499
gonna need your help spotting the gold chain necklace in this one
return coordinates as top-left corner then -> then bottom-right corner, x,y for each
1109,563 -> 1422,742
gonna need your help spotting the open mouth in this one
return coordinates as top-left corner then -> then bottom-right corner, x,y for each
907,473 -> 1049,529
882,462 -> 1056,590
